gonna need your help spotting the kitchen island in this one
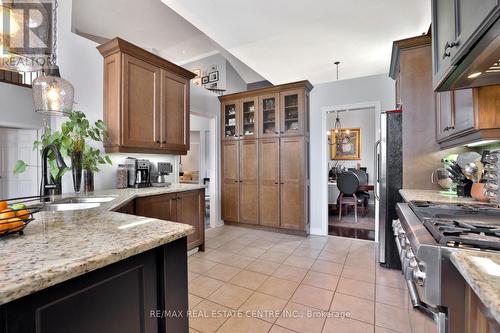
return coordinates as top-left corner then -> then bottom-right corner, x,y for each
0,183 -> 205,333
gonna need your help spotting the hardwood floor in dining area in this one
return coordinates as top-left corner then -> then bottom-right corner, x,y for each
187,225 -> 436,333
328,204 -> 376,241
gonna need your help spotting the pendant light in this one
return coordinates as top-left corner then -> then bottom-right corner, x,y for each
333,61 -> 342,140
32,0 -> 74,116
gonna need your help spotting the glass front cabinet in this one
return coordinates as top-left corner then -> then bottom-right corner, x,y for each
280,89 -> 305,136
240,97 -> 258,139
221,83 -> 310,140
222,100 -> 239,140
259,94 -> 279,137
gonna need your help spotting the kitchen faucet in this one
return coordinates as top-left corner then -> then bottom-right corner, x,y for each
40,144 -> 67,201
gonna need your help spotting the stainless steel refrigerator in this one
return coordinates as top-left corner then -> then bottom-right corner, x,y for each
375,110 -> 403,269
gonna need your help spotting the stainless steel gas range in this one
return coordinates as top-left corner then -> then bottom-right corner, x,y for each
394,200 -> 500,333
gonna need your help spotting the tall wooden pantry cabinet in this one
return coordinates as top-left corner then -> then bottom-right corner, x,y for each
219,81 -> 312,234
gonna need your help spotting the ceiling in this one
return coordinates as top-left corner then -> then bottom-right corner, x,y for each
71,0 -> 265,83
161,0 -> 431,84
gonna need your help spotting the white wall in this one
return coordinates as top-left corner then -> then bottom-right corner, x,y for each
55,0 -> 223,193
0,82 -> 43,129
327,108 -> 377,179
310,73 -> 395,235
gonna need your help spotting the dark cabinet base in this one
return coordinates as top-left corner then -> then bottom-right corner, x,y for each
0,237 -> 188,333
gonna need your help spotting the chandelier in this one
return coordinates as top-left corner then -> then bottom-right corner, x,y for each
32,0 -> 74,116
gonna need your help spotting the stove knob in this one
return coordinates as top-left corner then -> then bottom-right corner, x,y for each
413,268 -> 426,286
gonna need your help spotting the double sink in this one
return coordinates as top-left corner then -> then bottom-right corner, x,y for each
43,196 -> 116,211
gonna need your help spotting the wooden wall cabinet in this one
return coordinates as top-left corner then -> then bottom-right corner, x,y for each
98,38 -> 195,155
436,85 -> 500,149
219,81 -> 312,233
431,0 -> 500,90
135,189 -> 205,251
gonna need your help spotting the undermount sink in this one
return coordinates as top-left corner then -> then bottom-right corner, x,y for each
54,197 -> 116,204
43,202 -> 102,211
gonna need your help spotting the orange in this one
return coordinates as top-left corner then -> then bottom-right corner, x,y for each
6,218 -> 24,232
15,209 -> 31,221
0,201 -> 7,211
0,209 -> 15,221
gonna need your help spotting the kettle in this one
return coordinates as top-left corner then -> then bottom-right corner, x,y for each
431,168 -> 456,190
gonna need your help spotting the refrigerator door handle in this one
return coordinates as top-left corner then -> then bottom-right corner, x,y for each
374,140 -> 381,200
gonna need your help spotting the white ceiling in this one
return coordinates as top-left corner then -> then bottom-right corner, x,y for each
161,0 -> 431,84
71,0 -> 265,83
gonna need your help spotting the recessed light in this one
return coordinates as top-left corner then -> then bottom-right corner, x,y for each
468,72 -> 482,79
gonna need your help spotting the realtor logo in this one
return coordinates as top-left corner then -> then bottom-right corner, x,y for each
0,0 -> 54,71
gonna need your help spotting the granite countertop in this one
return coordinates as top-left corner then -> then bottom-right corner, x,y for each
0,183 -> 206,306
399,189 -> 494,205
450,250 -> 500,324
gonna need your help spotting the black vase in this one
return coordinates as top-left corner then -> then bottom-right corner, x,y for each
83,170 -> 94,193
71,151 -> 83,193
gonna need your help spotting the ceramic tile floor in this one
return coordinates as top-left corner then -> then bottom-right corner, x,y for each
188,225 -> 438,333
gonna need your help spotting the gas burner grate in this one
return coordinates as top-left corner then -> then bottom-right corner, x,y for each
423,218 -> 500,251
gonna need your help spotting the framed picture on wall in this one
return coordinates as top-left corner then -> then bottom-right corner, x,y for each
201,76 -> 209,84
192,69 -> 201,78
192,77 -> 202,86
208,71 -> 219,82
331,128 -> 361,160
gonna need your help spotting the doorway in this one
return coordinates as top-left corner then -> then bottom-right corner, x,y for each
188,113 -> 221,229
0,127 -> 40,199
322,103 -> 381,241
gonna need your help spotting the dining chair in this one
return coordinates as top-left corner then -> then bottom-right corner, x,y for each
337,171 -> 367,223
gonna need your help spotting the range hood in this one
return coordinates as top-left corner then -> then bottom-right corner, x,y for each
439,17 -> 500,90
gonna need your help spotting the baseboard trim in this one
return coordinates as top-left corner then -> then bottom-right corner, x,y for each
223,220 -> 308,236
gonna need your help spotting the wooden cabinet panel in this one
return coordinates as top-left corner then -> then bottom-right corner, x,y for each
259,94 -> 280,138
280,89 -> 304,137
259,138 -> 280,227
162,71 -> 189,151
219,81 -> 312,233
456,0 -> 499,57
177,190 -> 204,250
453,89 -> 475,134
239,140 -> 259,224
436,91 -> 453,141
135,193 -> 176,220
240,97 -> 258,139
135,191 -> 204,251
222,141 -> 239,221
103,53 -> 121,149
222,100 -> 240,140
122,55 -> 161,149
98,38 -> 195,155
436,89 -> 475,142
280,137 -> 305,230
465,284 -> 500,333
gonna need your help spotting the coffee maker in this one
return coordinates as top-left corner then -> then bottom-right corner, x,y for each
135,159 -> 151,188
124,157 -> 151,188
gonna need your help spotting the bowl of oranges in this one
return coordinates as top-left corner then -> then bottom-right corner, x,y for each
0,199 -> 36,237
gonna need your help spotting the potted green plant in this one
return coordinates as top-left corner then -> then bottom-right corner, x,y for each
14,111 -> 111,193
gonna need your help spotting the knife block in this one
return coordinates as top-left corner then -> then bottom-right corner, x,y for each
457,180 -> 473,197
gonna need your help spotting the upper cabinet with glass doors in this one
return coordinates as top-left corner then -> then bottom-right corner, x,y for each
220,81 -> 312,140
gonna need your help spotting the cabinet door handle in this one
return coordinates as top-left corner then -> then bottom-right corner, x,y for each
443,126 -> 455,132
162,141 -> 166,144
443,40 -> 459,59
274,131 -> 279,134
280,182 -> 285,184
234,180 -> 238,183
274,182 -> 279,184
280,131 -> 285,134
155,140 -> 160,144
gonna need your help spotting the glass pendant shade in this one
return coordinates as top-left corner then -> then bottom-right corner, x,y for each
32,66 -> 74,116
